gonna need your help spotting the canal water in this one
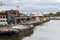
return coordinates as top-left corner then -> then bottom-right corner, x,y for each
0,20 -> 60,40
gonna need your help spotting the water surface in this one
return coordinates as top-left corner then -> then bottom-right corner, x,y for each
0,20 -> 60,40
23,20 -> 60,40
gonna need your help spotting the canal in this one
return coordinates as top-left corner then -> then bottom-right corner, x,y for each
0,20 -> 60,40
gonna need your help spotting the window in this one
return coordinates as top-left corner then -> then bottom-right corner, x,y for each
0,20 -> 7,22
3,15 -> 7,18
6,20 -> 7,22
3,16 -> 5,18
3,20 -> 5,22
0,20 -> 2,22
0,16 -> 2,18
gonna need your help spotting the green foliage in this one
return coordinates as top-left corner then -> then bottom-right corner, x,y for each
0,25 -> 7,29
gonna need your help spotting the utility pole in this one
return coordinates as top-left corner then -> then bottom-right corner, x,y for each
12,4 -> 19,10
15,5 -> 19,10
14,5 -> 19,10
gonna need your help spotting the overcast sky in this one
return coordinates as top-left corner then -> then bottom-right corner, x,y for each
0,0 -> 60,12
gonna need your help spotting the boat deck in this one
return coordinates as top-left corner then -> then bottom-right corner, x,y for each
12,24 -> 31,29
21,21 -> 41,24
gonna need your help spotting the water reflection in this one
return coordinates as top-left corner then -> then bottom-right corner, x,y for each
0,28 -> 34,40
23,20 -> 60,40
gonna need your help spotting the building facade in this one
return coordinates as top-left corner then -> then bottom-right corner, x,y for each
0,11 -> 7,25
0,10 -> 20,25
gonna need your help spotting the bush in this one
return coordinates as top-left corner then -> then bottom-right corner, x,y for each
0,25 -> 7,28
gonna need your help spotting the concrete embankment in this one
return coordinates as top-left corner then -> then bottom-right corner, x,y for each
21,16 -> 50,26
50,17 -> 60,20
32,16 -> 50,26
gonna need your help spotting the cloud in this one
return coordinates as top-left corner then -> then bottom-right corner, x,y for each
0,0 -> 60,12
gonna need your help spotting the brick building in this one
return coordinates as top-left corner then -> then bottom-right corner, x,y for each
0,11 -> 7,25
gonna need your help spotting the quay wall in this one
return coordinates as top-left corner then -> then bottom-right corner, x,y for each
50,17 -> 60,20
22,16 -> 50,26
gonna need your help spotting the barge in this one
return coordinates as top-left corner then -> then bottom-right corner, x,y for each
0,24 -> 34,35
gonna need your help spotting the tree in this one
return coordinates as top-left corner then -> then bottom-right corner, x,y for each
49,13 -> 54,17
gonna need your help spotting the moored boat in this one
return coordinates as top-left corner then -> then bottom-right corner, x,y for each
0,24 -> 34,36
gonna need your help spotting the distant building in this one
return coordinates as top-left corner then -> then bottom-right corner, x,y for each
56,12 -> 60,15
39,12 -> 44,16
25,12 -> 45,16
